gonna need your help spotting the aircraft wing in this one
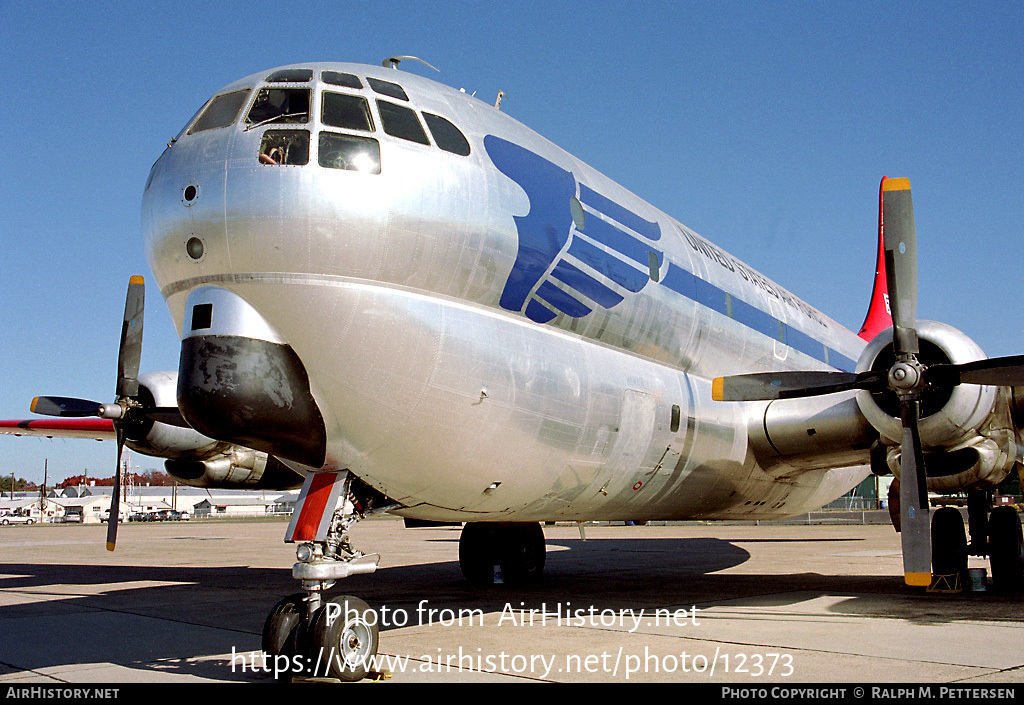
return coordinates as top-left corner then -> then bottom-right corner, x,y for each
0,418 -> 116,440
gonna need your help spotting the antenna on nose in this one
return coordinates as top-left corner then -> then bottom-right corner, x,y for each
382,56 -> 439,72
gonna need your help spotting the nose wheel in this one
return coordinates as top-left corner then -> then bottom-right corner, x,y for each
262,593 -> 380,682
262,593 -> 307,664
310,595 -> 379,681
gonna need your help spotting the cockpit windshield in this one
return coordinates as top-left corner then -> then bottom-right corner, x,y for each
266,68 -> 314,83
189,89 -> 251,134
322,92 -> 374,132
245,88 -> 310,129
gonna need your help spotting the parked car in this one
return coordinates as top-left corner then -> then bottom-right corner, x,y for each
154,510 -> 185,521
61,513 -> 82,523
1,515 -> 36,525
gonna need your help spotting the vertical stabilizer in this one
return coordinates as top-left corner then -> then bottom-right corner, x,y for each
858,177 -> 895,340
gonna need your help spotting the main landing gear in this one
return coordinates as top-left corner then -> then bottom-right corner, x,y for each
262,472 -> 394,681
459,522 -> 547,585
927,489 -> 1024,592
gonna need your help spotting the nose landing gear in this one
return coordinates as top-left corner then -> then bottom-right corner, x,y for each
261,470 -> 396,681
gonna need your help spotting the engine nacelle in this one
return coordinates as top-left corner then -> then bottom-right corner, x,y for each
856,322 -> 996,447
856,321 -> 1017,490
165,449 -> 305,489
124,370 -> 305,490
124,371 -> 225,459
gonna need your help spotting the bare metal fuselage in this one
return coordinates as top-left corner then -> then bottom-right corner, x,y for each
142,63 -> 869,522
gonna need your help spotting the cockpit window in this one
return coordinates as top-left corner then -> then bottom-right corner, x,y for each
367,77 -> 409,101
422,113 -> 471,156
189,89 -> 251,134
266,68 -> 314,83
245,88 -> 310,128
322,71 -> 363,89
322,92 -> 374,132
319,132 -> 381,174
377,100 -> 430,145
259,130 -> 310,165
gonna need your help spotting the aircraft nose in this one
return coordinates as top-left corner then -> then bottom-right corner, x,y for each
176,287 -> 326,468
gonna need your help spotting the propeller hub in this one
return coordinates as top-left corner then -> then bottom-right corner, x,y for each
889,359 -> 924,393
98,402 -> 127,420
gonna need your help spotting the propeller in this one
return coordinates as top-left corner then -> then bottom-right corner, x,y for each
31,276 -> 173,550
712,177 -> 1024,587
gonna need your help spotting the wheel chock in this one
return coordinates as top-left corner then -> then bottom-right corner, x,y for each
927,572 -> 963,593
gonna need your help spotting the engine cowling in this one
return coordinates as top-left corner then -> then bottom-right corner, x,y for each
165,450 -> 305,489
856,321 -> 1017,490
124,371 -> 225,459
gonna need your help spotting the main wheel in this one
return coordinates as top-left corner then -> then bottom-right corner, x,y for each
931,507 -> 968,580
310,595 -> 379,681
499,522 -> 546,584
261,593 -> 307,681
989,506 -> 1024,592
459,522 -> 498,585
459,522 -> 546,585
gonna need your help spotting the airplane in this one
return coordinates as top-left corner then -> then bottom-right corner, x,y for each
3,59 -> 1023,681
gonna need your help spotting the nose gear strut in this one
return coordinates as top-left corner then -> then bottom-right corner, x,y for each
262,470 -> 398,681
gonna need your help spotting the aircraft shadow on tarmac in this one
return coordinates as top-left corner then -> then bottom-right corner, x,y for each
1,534 -> 1019,682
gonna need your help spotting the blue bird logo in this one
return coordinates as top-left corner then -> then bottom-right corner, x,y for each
484,135 -> 662,323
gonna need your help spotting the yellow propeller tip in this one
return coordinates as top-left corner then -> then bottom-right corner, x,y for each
711,378 -> 724,402
106,542 -> 116,552
882,177 -> 911,192
129,275 -> 145,285
904,571 -> 931,587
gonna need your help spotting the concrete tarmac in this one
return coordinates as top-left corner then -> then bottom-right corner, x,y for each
0,516 -> 1022,684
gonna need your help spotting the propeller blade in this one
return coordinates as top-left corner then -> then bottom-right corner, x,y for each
712,370 -> 885,402
108,276 -> 144,552
107,432 -> 124,552
881,177 -> 918,356
116,276 -> 145,400
30,396 -> 103,417
898,398 -> 931,586
929,355 -> 1024,388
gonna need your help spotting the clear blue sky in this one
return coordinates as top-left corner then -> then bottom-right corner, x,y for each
1,1 -> 1021,485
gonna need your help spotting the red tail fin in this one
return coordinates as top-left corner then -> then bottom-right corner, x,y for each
858,177 -> 894,340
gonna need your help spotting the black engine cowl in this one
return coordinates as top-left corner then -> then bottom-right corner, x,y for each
176,287 -> 327,469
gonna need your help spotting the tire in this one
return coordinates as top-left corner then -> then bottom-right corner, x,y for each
261,594 -> 307,681
931,507 -> 968,579
459,523 -> 498,585
459,522 -> 546,585
989,506 -> 1024,592
499,523 -> 546,584
310,595 -> 378,682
